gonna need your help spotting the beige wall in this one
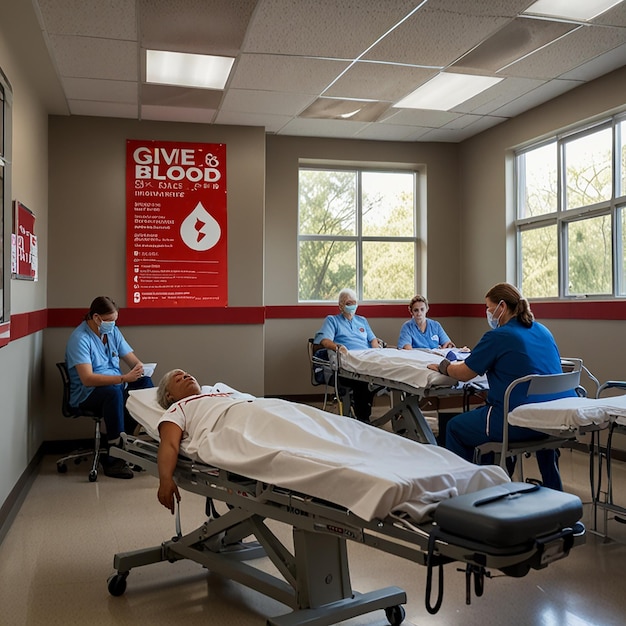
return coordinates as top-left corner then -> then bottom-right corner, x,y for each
42,117 -> 267,439
0,1 -> 52,507
264,135 -> 461,394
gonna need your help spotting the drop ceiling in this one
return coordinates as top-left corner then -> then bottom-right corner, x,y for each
30,0 -> 626,142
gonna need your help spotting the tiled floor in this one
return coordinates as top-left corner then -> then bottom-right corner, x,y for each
2,420 -> 626,625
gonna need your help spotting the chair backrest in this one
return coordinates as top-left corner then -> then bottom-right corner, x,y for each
502,357 -> 583,453
307,338 -> 335,386
56,361 -> 82,418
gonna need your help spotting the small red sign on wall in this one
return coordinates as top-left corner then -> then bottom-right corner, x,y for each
126,139 -> 228,308
12,201 -> 37,280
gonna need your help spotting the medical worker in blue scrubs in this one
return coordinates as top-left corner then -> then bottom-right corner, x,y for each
314,288 -> 381,423
66,296 -> 154,479
427,282 -> 570,490
398,294 -> 455,350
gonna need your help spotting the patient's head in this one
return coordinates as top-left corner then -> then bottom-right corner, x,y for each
157,369 -> 202,408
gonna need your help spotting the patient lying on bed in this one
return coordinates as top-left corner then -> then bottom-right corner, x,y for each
152,369 -> 510,523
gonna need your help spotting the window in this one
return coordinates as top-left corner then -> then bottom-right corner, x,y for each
516,114 -> 626,299
297,166 -> 419,302
0,68 -> 12,331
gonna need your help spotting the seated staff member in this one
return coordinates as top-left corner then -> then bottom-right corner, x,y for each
427,282 -> 572,491
314,288 -> 381,423
65,296 -> 154,479
398,294 -> 455,350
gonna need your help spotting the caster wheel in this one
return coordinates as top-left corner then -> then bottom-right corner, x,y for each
57,463 -> 67,474
88,470 -> 98,482
385,604 -> 406,626
107,573 -> 128,596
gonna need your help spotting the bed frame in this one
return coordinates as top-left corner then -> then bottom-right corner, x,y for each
108,436 -> 585,626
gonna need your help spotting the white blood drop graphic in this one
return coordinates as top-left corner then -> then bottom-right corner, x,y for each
180,202 -> 221,251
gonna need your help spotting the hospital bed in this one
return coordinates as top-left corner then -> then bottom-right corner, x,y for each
509,387 -> 626,537
106,387 -> 585,626
328,348 -> 486,444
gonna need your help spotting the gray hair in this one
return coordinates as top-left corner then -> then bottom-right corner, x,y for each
157,369 -> 179,409
338,288 -> 357,304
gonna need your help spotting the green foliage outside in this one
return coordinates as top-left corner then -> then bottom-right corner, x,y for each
520,127 -> 625,298
298,169 -> 416,301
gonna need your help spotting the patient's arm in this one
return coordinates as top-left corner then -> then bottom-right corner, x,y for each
157,421 -> 183,514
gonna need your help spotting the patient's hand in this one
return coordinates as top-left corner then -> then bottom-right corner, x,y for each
158,478 -> 181,514
427,363 -> 439,372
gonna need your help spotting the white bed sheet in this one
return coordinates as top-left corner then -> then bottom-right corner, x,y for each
508,394 -> 626,431
127,387 -> 509,523
335,348 -> 456,389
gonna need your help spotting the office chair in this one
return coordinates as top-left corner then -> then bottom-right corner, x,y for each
56,361 -> 107,482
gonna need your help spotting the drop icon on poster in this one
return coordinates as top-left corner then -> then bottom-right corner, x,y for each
180,202 -> 221,251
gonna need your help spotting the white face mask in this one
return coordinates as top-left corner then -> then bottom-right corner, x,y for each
486,301 -> 503,329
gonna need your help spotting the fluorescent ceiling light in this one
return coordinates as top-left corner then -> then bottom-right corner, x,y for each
523,0 -> 624,22
146,50 -> 234,90
394,73 -> 503,111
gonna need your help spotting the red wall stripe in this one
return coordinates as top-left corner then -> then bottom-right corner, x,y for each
4,301 -> 625,343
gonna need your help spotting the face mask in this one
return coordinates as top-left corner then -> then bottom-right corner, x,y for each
344,304 -> 358,315
98,320 -> 116,335
486,301 -> 503,330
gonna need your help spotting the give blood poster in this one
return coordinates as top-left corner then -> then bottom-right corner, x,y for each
126,139 -> 227,308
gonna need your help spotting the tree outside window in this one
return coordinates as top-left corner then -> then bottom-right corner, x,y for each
516,115 -> 626,299
298,167 -> 419,302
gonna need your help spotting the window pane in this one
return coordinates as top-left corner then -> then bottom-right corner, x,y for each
620,205 -> 626,296
298,240 -> 355,301
567,215 -> 612,295
518,143 -> 557,218
298,169 -> 356,236
362,241 -> 414,301
565,128 -> 612,210
520,225 -> 558,298
361,172 -> 414,237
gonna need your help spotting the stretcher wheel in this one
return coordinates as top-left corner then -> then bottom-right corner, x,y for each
107,573 -> 128,596
88,469 -> 98,482
384,604 -> 405,625
57,463 -> 67,474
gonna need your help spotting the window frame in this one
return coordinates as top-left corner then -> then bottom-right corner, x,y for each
0,67 -> 12,330
515,113 -> 626,300
297,163 -> 421,303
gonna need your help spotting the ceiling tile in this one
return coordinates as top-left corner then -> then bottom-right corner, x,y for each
220,89 -> 313,116
380,108 -> 461,127
35,0 -> 136,38
499,24 -> 626,79
278,117 -> 369,139
68,100 -> 138,118
62,77 -> 137,103
363,6 -> 510,66
325,62 -> 436,101
140,104 -> 216,123
49,34 -> 137,80
243,0 -> 420,58
139,0 -> 256,56
229,54 -> 350,94
214,110 -> 293,133
141,84 -> 223,109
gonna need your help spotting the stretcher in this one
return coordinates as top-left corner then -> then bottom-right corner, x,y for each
330,348 -> 487,444
509,388 -> 626,536
106,387 -> 585,626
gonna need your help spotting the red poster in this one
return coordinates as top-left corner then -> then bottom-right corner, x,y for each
13,201 -> 36,279
126,140 -> 227,308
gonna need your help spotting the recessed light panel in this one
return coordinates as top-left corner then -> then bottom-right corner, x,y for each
146,50 -> 234,90
523,0 -> 624,22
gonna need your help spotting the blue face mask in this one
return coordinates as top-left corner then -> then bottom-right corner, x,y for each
98,320 -> 116,335
344,304 -> 358,315
486,301 -> 503,329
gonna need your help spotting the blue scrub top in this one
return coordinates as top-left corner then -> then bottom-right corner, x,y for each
465,318 -> 573,423
397,318 -> 450,349
314,313 -> 376,350
65,320 -> 133,406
